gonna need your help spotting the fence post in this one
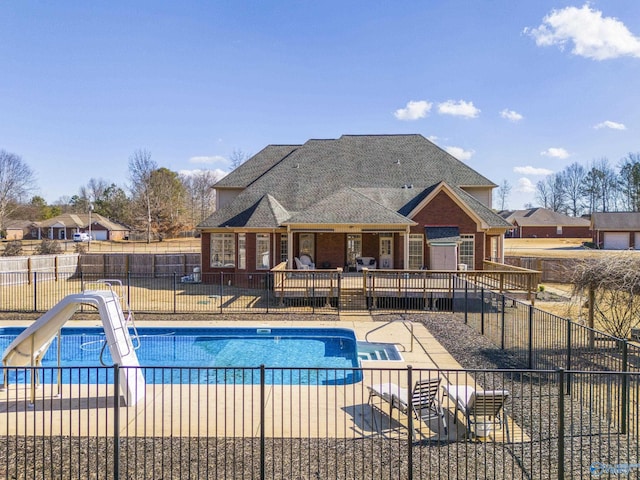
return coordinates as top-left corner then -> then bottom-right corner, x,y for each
312,272 -> 315,314
260,364 -> 265,480
173,272 -> 177,314
566,321 -> 572,395
33,271 -> 37,312
557,368 -> 565,480
500,294 -> 505,350
480,288 -> 485,335
266,273 -> 270,314
406,365 -> 413,480
464,281 -> 468,324
113,364 -> 121,480
127,271 -> 131,308
621,340 -> 628,435
220,272 -> 224,314
528,304 -> 534,370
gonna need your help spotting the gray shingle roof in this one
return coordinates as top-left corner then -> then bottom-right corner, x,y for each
199,134 -> 505,229
425,226 -> 461,243
283,188 -> 414,225
591,212 -> 640,230
501,208 -> 590,227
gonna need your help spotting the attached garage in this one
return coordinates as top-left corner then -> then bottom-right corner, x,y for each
603,232 -> 630,250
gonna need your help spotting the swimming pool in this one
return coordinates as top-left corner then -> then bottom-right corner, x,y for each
0,326 -> 369,385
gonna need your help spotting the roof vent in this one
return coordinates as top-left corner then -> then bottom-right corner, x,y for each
395,159 -> 401,165
294,163 -> 299,168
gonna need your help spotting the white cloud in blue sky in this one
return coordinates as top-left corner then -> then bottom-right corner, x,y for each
525,4 -> 640,60
437,100 -> 480,119
500,109 -> 523,122
2,1 -> 639,209
444,146 -> 475,161
594,120 -> 627,130
514,166 -> 554,176
516,178 -> 537,194
394,100 -> 432,121
541,148 -> 570,159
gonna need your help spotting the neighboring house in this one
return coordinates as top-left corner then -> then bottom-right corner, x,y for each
500,208 -> 591,238
591,212 -> 640,249
33,213 -> 129,241
2,220 -> 34,240
198,134 -> 512,274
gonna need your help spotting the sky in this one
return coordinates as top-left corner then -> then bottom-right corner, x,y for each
1,1 -> 639,209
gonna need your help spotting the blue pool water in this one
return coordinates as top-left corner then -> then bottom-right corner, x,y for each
0,327 -> 364,385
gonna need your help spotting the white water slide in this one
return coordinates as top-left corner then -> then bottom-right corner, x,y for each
1,282 -> 146,406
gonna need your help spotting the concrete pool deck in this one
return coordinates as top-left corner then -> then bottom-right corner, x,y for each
0,313 -> 527,443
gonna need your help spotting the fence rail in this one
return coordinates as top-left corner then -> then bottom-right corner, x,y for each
0,364 -> 638,479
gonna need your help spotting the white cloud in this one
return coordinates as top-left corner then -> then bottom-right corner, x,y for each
426,135 -> 439,144
594,120 -> 627,130
437,100 -> 480,119
516,177 -> 536,193
444,146 -> 475,160
189,155 -> 228,165
500,109 -> 524,122
541,147 -> 570,159
525,4 -> 640,60
514,165 -> 554,176
394,100 -> 432,120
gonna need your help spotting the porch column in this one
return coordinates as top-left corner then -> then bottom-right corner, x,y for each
404,226 -> 410,269
287,228 -> 293,269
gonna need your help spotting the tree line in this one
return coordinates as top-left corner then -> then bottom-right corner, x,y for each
534,154 -> 640,216
0,148 -> 249,241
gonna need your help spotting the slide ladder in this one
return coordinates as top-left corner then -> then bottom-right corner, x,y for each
1,281 -> 146,406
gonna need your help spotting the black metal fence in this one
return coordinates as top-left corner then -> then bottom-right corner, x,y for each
1,364 -> 638,479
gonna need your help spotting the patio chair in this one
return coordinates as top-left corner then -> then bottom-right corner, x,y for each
296,254 -> 315,269
446,386 -> 509,441
368,377 -> 447,438
355,256 -> 377,271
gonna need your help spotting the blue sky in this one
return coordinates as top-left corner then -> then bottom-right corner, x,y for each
1,1 -> 639,209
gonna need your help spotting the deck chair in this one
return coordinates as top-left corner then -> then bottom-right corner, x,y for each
448,387 -> 510,441
368,377 -> 447,437
294,257 -> 312,270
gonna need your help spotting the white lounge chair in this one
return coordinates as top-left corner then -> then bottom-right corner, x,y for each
368,377 -> 447,438
445,386 -> 509,441
295,254 -> 315,270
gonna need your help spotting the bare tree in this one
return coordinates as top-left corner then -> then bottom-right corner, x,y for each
582,158 -> 618,213
229,149 -> 250,170
572,254 -> 640,338
128,149 -> 157,243
148,167 -> 187,237
182,170 -> 219,227
535,174 -> 565,211
560,162 -> 586,216
495,179 -> 511,211
0,150 -> 36,232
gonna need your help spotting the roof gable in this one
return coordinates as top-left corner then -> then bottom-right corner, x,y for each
592,212 -> 640,230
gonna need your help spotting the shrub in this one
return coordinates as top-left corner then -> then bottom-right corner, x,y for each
2,240 -> 23,256
35,239 -> 63,255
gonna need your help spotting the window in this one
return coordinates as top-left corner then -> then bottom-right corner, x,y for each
210,233 -> 235,268
346,234 -> 362,267
280,235 -> 288,264
299,233 -> 314,257
256,233 -> 270,270
459,234 -> 475,269
408,234 -> 424,270
238,234 -> 246,270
